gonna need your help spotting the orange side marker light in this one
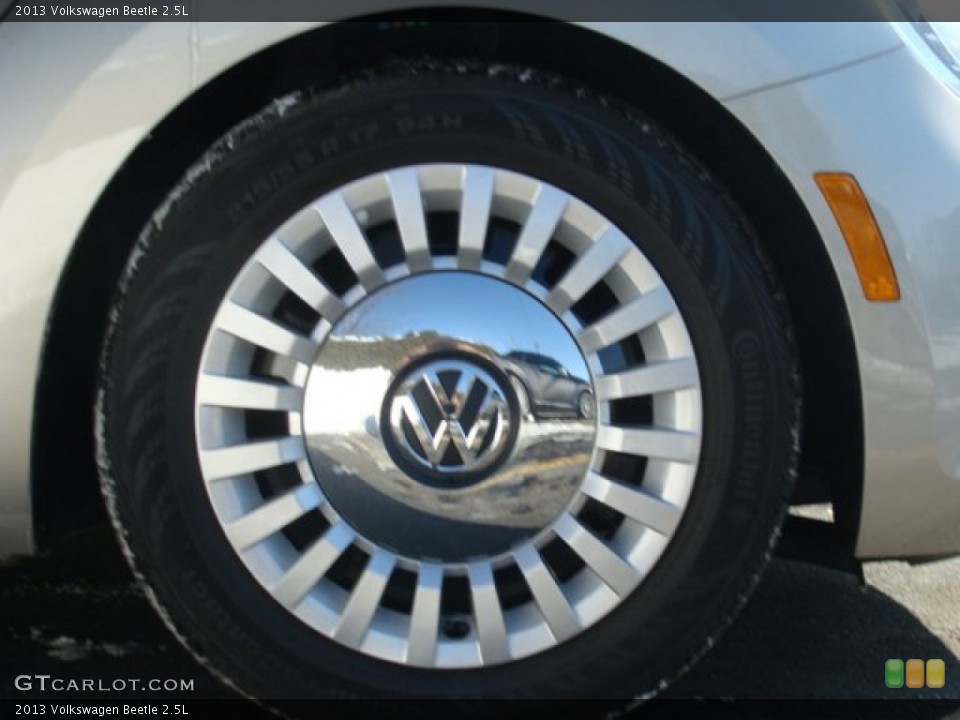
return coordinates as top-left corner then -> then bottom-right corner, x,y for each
815,173 -> 900,302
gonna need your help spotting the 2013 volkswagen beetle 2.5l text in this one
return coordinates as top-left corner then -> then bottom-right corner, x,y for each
1,8 -> 958,701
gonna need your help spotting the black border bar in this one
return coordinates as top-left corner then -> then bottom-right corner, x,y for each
3,698 -> 960,719
3,0 -> 960,23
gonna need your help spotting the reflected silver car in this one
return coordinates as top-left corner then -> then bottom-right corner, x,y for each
1,12 -> 959,703
502,350 -> 595,420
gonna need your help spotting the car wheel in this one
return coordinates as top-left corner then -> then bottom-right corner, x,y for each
97,63 -> 798,701
509,374 -> 533,421
577,391 -> 596,421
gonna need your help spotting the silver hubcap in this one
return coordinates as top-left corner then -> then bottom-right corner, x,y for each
195,164 -> 702,669
301,272 -> 594,562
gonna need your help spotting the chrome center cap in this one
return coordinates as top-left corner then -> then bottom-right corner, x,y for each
386,359 -> 515,487
302,272 -> 596,561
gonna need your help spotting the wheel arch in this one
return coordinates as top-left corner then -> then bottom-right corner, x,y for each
31,11 -> 863,563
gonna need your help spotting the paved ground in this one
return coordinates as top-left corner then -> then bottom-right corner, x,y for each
1,526 -> 958,716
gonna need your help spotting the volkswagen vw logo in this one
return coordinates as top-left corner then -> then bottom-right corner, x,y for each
386,358 -> 515,484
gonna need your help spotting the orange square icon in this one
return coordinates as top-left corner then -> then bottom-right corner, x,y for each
906,659 -> 925,688
927,659 -> 945,689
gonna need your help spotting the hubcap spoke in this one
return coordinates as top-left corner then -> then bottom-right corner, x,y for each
314,192 -> 385,291
577,285 -> 676,355
554,513 -> 638,597
256,237 -> 347,322
545,226 -> 632,315
334,549 -> 397,647
271,522 -> 355,609
387,169 -> 432,273
200,437 -> 304,481
215,302 -> 318,364
224,484 -> 322,551
596,425 -> 700,464
457,166 -> 495,270
468,561 -> 511,664
504,184 -> 568,286
197,374 -> 302,412
514,545 -> 581,642
595,357 -> 699,401
580,473 -> 681,536
407,562 -> 443,666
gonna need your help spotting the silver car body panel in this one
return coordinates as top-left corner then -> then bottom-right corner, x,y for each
727,42 -> 960,558
0,19 -> 955,558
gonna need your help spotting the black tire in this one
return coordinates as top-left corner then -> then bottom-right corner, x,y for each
97,62 -> 799,701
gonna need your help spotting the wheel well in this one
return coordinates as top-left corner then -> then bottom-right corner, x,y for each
32,11 -> 863,561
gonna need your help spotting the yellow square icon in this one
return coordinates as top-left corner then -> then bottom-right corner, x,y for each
906,659 -> 925,688
927,659 -> 945,689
